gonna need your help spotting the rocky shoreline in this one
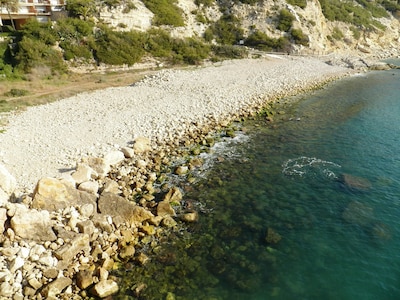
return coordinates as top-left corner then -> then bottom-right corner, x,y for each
0,55 -> 393,299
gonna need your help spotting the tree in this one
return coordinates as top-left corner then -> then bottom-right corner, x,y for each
66,0 -> 96,19
0,0 -> 19,30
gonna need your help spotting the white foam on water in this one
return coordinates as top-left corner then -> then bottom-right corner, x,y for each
282,156 -> 341,179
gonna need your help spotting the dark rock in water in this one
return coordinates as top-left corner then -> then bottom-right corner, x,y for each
342,201 -> 373,227
265,228 -> 282,244
370,222 -> 391,240
338,173 -> 371,191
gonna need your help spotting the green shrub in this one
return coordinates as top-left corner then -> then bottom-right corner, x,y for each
287,0 -> 307,9
145,29 -> 174,58
208,15 -> 244,45
4,88 -> 28,97
21,19 -> 58,45
245,30 -> 291,52
277,9 -> 295,32
93,27 -> 146,65
350,26 -> 361,40
66,0 -> 96,19
171,38 -> 210,64
331,27 -> 344,40
290,28 -> 309,46
194,0 -> 214,6
14,37 -> 66,73
211,44 -> 248,59
142,0 -> 185,26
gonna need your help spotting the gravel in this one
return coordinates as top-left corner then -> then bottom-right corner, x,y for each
0,56 -> 349,191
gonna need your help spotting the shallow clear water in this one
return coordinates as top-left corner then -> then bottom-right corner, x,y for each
115,68 -> 400,299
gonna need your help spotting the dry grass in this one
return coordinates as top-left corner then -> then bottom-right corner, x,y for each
0,68 -> 157,112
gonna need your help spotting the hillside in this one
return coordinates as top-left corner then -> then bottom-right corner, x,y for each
0,0 -> 399,80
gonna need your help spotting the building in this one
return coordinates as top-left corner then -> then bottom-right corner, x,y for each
0,0 -> 67,29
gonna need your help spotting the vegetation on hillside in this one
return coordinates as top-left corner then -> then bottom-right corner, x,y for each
0,0 -> 398,81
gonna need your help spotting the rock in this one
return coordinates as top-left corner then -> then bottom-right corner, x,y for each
76,269 -> 94,290
31,177 -> 97,211
83,157 -> 111,178
370,222 -> 391,240
78,203 -> 95,218
342,201 -> 373,227
54,234 -> 90,264
157,201 -> 175,217
104,150 -> 125,166
136,253 -> 150,265
0,164 -> 17,195
180,212 -> 198,223
77,220 -> 95,236
265,228 -> 282,244
133,137 -> 151,153
90,280 -> 119,298
41,277 -> 72,298
338,174 -> 371,191
0,207 -> 7,233
102,179 -> 121,195
175,165 -> 189,176
0,281 -> 13,297
121,147 -> 135,158
0,188 -> 9,206
98,192 -> 154,225
163,186 -> 183,204
71,163 -> 97,184
119,245 -> 135,260
10,205 -> 57,242
78,181 -> 99,195
161,216 -> 177,228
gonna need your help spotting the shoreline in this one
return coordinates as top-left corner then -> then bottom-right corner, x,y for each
0,55 -> 362,299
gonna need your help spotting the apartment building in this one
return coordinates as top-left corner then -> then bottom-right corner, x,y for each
0,0 -> 67,29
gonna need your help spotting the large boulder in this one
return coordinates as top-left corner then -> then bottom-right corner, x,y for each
98,192 -> 154,226
0,164 -> 17,196
10,204 -> 57,242
31,177 -> 97,211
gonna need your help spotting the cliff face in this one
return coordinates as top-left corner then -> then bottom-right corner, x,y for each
99,0 -> 400,58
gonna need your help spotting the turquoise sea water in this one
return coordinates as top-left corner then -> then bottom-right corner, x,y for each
116,67 -> 400,299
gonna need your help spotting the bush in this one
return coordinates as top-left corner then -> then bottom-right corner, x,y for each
290,28 -> 309,46
277,9 -> 295,32
331,27 -> 344,40
21,19 -> 58,45
142,0 -> 185,26
245,30 -> 291,52
287,0 -> 307,9
211,44 -> 248,59
171,38 -> 210,64
66,0 -> 96,19
93,27 -> 146,65
208,15 -> 244,45
4,88 -> 28,97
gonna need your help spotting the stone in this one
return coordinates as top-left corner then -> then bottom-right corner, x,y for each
0,188 -> 9,206
161,216 -> 177,228
342,201 -> 373,227
10,256 -> 25,272
133,137 -> 151,153
71,163 -> 97,184
175,165 -> 189,176
266,228 -> 282,244
54,234 -> 90,264
104,150 -> 125,166
77,220 -> 95,236
0,164 -> 17,195
121,147 -> 135,158
102,179 -> 121,195
76,269 -> 94,290
41,277 -> 72,298
0,207 -> 7,233
136,253 -> 150,265
180,212 -> 199,223
10,206 -> 57,242
78,181 -> 99,195
90,280 -> 119,298
157,201 -> 175,217
119,245 -> 135,260
98,192 -> 154,225
0,281 -> 13,297
338,174 -> 371,191
83,157 -> 111,178
163,186 -> 183,204
28,278 -> 43,290
31,177 -> 97,211
141,224 -> 155,235
78,203 -> 95,218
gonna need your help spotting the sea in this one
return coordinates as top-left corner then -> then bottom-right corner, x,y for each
115,64 -> 400,300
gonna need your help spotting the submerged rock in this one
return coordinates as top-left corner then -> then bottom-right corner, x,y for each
338,174 -> 371,191
342,201 -> 373,227
265,228 -> 282,244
